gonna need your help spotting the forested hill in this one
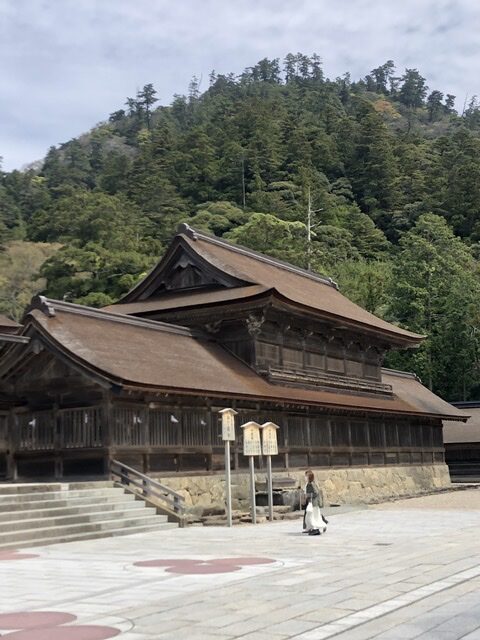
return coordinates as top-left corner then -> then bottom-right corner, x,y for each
2,54 -> 480,401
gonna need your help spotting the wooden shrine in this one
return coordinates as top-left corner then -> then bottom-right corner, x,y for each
0,224 -> 465,480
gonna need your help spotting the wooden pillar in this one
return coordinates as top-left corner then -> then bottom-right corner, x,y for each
305,407 -> 311,449
381,419 -> 387,465
142,453 -> 150,474
6,409 -> 18,481
284,412 -> 289,469
205,398 -> 213,471
347,418 -> 353,466
326,416 -> 332,466
102,393 -> 113,478
176,403 -> 183,448
142,405 -> 149,474
53,402 -> 63,480
366,416 -> 371,465
232,399 -> 239,471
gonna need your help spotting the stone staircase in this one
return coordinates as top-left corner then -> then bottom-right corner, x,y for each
0,480 -> 177,550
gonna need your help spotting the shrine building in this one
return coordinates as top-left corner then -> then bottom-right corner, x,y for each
0,224 -> 466,505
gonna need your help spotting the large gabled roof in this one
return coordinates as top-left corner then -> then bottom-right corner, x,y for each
115,225 -> 423,346
0,297 -> 464,421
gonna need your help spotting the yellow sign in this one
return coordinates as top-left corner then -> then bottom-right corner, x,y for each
261,422 -> 280,456
241,421 -> 261,456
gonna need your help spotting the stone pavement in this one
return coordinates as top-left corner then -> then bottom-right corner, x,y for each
2,488 -> 480,639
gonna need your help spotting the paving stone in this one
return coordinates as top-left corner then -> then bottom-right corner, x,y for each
2,489 -> 480,639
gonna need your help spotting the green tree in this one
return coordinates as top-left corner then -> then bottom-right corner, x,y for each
369,60 -> 395,94
347,104 -> 399,218
387,214 -> 480,398
137,83 -> 158,130
329,259 -> 393,315
186,201 -> 248,235
40,242 -> 156,305
427,90 -> 444,122
445,94 -> 456,113
225,213 -> 306,264
399,69 -> 428,108
0,241 -> 60,320
28,190 -> 151,247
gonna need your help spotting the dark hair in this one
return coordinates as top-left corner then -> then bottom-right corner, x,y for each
306,470 -> 314,483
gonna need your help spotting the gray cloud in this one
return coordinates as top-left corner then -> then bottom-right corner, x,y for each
1,0 -> 479,170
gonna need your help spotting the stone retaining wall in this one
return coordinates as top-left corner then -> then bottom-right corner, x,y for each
154,464 -> 451,515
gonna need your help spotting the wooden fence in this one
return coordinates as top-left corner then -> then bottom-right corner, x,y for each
5,405 -> 444,467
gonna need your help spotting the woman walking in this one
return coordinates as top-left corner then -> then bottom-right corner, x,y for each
303,470 -> 327,536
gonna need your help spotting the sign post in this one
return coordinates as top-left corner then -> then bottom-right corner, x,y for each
241,421 -> 261,524
219,408 -> 237,528
261,422 -> 280,522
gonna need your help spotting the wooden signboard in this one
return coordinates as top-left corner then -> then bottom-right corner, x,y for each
219,408 -> 237,441
241,421 -> 261,456
261,422 -> 280,456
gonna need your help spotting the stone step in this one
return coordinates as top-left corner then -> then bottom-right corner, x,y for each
0,480 -> 180,548
0,513 -> 167,546
0,521 -> 177,551
0,506 -> 160,533
0,481 -> 114,495
0,493 -> 136,513
0,487 -> 125,505
0,499 -> 146,523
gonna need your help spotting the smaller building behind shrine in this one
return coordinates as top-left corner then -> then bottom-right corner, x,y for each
0,225 -> 466,508
443,402 -> 480,481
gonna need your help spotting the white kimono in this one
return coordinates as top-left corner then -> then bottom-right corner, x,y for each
304,482 -> 326,532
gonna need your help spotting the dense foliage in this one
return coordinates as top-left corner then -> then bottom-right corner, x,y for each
2,54 -> 480,400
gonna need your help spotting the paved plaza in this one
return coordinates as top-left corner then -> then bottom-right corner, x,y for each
2,488 -> 480,639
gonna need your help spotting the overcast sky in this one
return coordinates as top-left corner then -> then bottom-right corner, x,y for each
0,0 -> 478,171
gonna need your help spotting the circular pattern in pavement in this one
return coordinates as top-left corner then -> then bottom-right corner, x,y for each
0,613 -> 76,630
214,557 -> 276,565
0,551 -> 40,562
134,558 -> 197,567
133,557 -> 275,574
166,561 -> 241,574
4,626 -> 121,639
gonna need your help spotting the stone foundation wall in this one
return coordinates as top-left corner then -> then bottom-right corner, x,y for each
154,464 -> 451,515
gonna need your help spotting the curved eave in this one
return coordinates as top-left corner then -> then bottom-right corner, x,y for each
268,291 -> 424,346
126,288 -> 424,347
119,382 -> 458,420
138,286 -> 424,347
2,314 -> 445,421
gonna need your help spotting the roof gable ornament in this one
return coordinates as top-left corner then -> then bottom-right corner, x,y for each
30,295 -> 56,318
246,313 -> 265,337
177,222 -> 198,240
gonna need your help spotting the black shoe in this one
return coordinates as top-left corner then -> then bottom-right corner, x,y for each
308,529 -> 321,536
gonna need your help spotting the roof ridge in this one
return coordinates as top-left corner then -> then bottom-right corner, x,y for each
382,367 -> 421,381
177,223 -> 339,290
28,296 -> 199,338
451,401 -> 480,407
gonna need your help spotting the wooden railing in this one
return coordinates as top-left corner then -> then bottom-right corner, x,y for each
110,459 -> 186,522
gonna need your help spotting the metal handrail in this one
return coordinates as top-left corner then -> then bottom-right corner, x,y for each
110,459 -> 186,516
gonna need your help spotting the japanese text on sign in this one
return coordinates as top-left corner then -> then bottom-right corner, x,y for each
242,422 -> 261,456
262,427 -> 278,455
219,408 -> 237,441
